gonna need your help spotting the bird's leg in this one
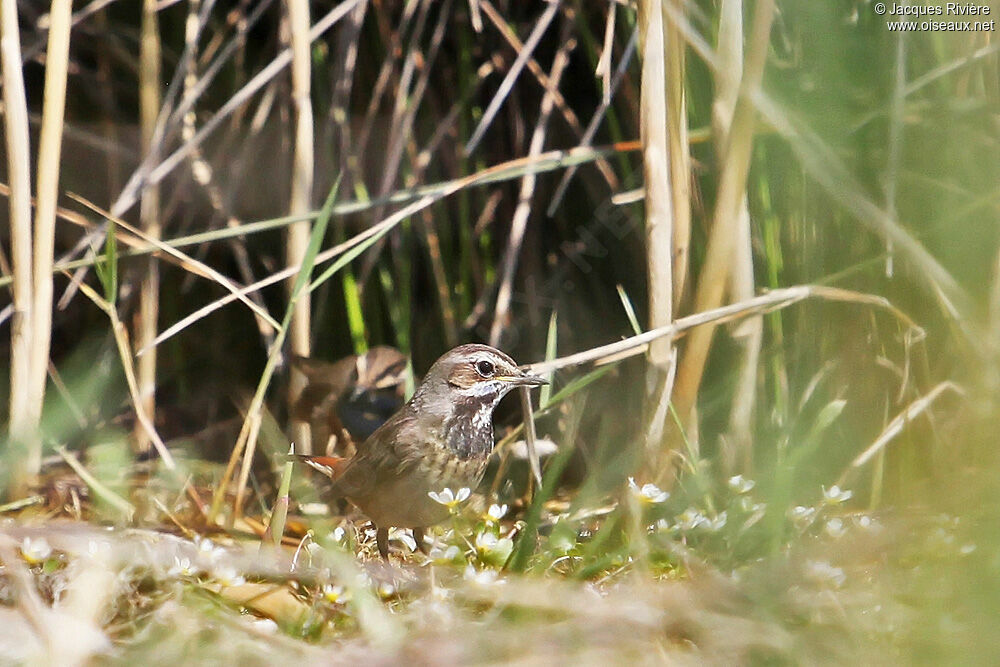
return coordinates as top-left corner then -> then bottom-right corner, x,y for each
413,527 -> 429,555
376,526 -> 389,560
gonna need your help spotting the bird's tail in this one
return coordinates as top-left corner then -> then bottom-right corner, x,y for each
289,454 -> 349,480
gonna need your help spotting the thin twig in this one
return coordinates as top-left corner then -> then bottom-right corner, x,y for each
489,21 -> 574,346
55,446 -> 137,519
839,382 -> 964,485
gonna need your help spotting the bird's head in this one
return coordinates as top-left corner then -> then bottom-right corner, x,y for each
415,344 -> 546,415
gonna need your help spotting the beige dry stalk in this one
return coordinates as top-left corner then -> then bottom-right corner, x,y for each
713,0 -> 761,475
26,0 -> 73,485
135,0 -> 162,455
2,0 -> 38,496
638,0 -> 677,475
286,0 -> 315,454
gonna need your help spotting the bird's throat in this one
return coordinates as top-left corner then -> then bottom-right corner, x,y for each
443,394 -> 500,460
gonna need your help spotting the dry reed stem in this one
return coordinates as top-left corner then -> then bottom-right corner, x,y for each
713,0 -> 760,474
671,0 -> 775,428
2,0 -> 38,495
286,0 -> 315,453
325,0 -> 366,178
664,0 -> 691,309
174,1 -> 275,350
135,0 -> 162,454
638,0 -> 677,472
596,1 -> 616,106
26,0 -> 72,479
489,22 -> 574,346
63,0 -> 361,263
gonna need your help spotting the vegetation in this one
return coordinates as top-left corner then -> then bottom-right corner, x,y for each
1,0 -> 998,663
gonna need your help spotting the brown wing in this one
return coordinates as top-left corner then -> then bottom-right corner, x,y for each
329,411 -> 425,498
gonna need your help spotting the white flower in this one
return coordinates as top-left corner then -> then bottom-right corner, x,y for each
822,485 -> 852,505
212,565 -> 245,587
20,537 -> 52,565
805,560 -> 846,588
428,487 -> 472,509
298,502 -> 330,516
789,505 -> 817,527
706,511 -> 728,532
474,531 -> 499,553
628,477 -> 669,505
475,531 -> 514,564
853,515 -> 882,533
485,503 -> 508,523
86,539 -> 112,559
429,544 -> 462,564
249,618 -> 278,634
824,518 -> 847,539
727,475 -> 756,494
194,535 -> 226,565
377,582 -> 396,599
322,583 -> 351,604
331,526 -> 346,543
168,556 -> 199,577
389,527 -> 417,552
463,565 -> 501,585
739,497 -> 767,516
675,508 -> 709,531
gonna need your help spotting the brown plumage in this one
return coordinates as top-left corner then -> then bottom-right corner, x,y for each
296,344 -> 545,558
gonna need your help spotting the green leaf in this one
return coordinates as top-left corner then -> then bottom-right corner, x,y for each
539,310 -> 558,409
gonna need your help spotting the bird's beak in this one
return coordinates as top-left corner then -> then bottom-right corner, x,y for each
499,370 -> 548,387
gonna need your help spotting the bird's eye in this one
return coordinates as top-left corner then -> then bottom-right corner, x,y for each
475,360 -> 496,377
